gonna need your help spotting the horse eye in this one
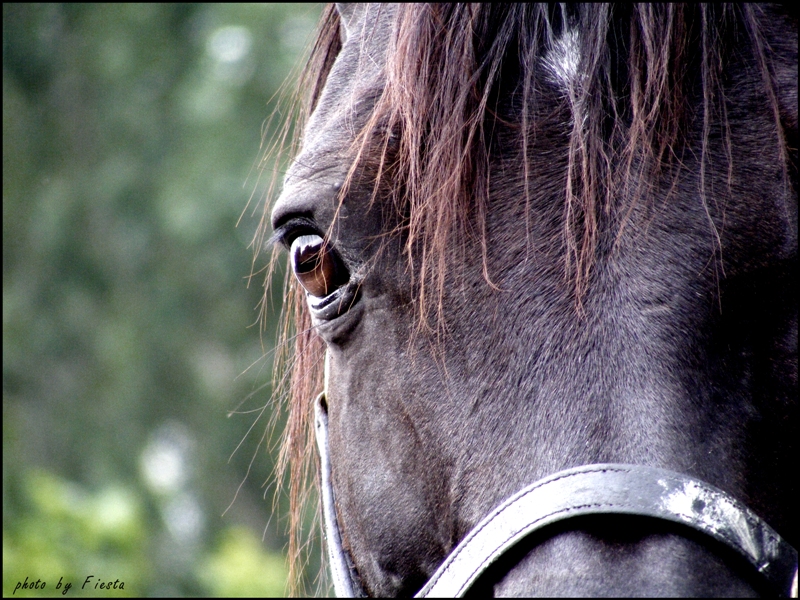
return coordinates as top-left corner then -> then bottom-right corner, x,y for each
290,235 -> 349,298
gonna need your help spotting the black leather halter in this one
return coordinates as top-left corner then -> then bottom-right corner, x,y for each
314,393 -> 798,597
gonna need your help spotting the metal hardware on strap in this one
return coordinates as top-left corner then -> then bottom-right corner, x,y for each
415,464 -> 798,598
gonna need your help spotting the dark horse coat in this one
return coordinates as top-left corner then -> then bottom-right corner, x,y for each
265,4 -> 797,596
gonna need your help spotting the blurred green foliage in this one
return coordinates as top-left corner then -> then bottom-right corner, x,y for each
4,470 -> 147,597
3,3 -> 322,596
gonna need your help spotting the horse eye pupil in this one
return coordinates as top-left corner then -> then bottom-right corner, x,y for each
290,234 -> 348,298
295,244 -> 321,273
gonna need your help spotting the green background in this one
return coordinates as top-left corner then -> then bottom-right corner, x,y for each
3,4 -> 324,596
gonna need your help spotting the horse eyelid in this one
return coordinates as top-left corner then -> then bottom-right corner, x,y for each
267,217 -> 320,250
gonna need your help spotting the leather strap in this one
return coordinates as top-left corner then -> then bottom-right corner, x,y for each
416,464 -> 797,597
314,392 -> 367,597
314,392 -> 798,597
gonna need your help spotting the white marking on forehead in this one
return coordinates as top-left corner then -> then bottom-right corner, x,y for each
543,27 -> 580,91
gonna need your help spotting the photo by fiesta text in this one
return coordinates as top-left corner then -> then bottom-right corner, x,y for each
12,576 -> 125,595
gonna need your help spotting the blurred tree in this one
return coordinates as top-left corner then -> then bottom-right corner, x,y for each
3,4 -> 323,596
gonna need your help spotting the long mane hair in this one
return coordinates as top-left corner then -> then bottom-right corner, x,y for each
255,4 -> 790,592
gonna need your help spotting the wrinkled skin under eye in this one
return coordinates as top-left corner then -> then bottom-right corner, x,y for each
290,234 -> 349,298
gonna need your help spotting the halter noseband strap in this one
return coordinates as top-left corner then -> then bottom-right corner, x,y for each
313,393 -> 798,598
315,392 -> 366,597
415,463 -> 798,597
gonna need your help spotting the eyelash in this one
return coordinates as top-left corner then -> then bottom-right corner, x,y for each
269,217 -> 320,250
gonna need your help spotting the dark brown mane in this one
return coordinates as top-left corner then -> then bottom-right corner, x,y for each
257,4 -> 789,593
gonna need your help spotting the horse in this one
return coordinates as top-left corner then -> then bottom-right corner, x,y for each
261,4 -> 797,596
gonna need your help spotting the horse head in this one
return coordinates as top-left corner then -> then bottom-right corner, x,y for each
267,4 -> 797,596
